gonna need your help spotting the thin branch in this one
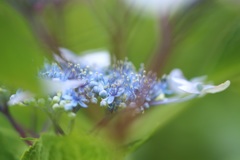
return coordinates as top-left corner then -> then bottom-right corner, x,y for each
46,111 -> 65,135
148,15 -> 173,75
89,114 -> 114,134
0,105 -> 32,146
52,118 -> 65,135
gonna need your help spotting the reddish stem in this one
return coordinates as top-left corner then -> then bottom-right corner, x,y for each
1,105 -> 32,146
148,15 -> 172,75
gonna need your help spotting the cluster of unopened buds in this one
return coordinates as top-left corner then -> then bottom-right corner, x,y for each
8,48 -> 230,114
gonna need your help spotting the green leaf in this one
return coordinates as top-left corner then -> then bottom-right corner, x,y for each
126,16 -> 158,66
61,2 -> 108,53
0,127 -> 27,160
124,102 -> 192,152
128,90 -> 240,160
9,105 -> 48,133
166,2 -> 240,76
21,133 -> 119,160
0,2 -> 44,92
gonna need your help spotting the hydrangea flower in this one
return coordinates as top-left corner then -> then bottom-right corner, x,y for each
8,90 -> 34,106
7,48 -> 230,113
168,69 -> 230,95
61,89 -> 88,110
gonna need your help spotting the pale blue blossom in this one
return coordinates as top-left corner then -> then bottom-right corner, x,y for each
7,49 -> 230,113
8,90 -> 34,106
168,69 -> 230,95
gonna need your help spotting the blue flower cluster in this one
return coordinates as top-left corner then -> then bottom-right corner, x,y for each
39,59 -> 171,112
7,52 -> 229,114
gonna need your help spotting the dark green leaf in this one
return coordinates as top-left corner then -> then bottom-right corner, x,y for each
0,127 -> 27,160
21,133 -> 118,160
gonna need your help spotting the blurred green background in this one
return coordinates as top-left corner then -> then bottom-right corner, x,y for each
0,0 -> 240,159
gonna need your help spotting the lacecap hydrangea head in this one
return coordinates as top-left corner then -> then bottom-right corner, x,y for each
8,48 -> 230,114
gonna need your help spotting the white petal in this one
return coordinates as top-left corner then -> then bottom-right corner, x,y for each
41,79 -> 86,94
59,48 -> 79,63
178,83 -> 200,94
78,50 -> 110,68
190,75 -> 207,83
58,48 -> 110,68
150,94 -> 198,105
203,80 -> 230,94
168,68 -> 192,94
8,91 -> 33,106
169,68 -> 186,79
172,77 -> 192,86
123,0 -> 197,16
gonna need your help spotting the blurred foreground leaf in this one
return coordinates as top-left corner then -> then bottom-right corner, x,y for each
125,102 -> 192,152
166,1 -> 240,76
21,133 -> 118,160
0,127 -> 27,160
0,2 -> 44,92
62,1 -> 108,53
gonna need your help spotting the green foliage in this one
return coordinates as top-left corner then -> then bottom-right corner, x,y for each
0,128 -> 27,160
21,133 -> 117,160
61,2 -> 109,53
129,90 -> 240,160
0,2 -> 44,92
125,102 -> 191,152
10,106 -> 48,133
0,0 -> 240,160
166,1 -> 240,77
